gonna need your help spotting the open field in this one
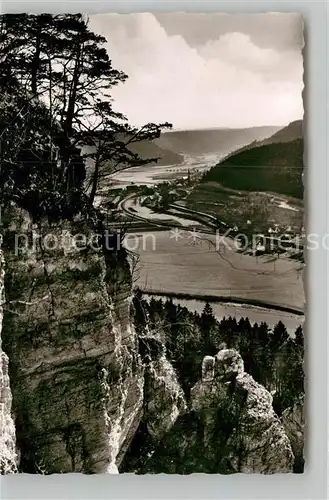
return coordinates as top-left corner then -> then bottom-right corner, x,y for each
125,230 -> 305,311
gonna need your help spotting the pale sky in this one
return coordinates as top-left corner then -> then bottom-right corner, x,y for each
90,13 -> 304,130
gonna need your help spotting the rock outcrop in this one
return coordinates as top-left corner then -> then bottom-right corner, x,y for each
142,339 -> 186,439
191,349 -> 294,473
1,206 -> 144,474
123,348 -> 294,474
119,336 -> 187,473
0,249 -> 17,474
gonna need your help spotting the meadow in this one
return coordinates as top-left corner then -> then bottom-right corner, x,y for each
126,230 -> 304,311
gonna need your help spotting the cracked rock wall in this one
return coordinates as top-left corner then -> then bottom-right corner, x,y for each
1,206 -> 143,474
0,249 -> 17,474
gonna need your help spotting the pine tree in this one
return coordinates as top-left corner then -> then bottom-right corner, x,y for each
202,302 -> 214,319
200,302 -> 216,353
133,288 -> 148,333
272,321 -> 289,348
0,14 -> 171,219
272,337 -> 304,415
294,325 -> 304,350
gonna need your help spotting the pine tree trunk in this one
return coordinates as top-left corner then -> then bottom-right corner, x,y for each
63,41 -> 82,196
89,150 -> 101,207
64,42 -> 81,137
31,21 -> 41,96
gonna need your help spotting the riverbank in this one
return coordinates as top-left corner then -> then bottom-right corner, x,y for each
142,293 -> 303,335
142,289 -> 304,315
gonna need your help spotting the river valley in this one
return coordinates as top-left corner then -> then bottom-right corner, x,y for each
113,145 -> 305,335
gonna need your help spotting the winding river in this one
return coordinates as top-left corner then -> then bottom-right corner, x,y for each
110,152 -> 220,189
143,295 -> 303,335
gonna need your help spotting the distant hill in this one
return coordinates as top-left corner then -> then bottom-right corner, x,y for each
155,126 -> 281,156
258,120 -> 302,146
221,120 -> 303,159
201,131 -> 303,199
128,139 -> 183,166
81,135 -> 184,172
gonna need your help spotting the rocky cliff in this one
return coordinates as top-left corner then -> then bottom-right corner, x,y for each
0,249 -> 17,474
190,349 -> 294,473
122,348 -> 294,474
139,336 -> 186,439
1,206 -> 144,474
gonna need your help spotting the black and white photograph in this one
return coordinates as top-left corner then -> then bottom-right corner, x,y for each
0,12 -> 304,475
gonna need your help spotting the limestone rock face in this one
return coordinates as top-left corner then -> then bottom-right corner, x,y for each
144,351 -> 186,439
1,206 -> 143,474
129,349 -> 294,474
119,337 -> 187,473
190,349 -> 294,474
0,250 -> 17,474
214,349 -> 244,380
282,397 -> 304,472
224,373 -> 294,473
